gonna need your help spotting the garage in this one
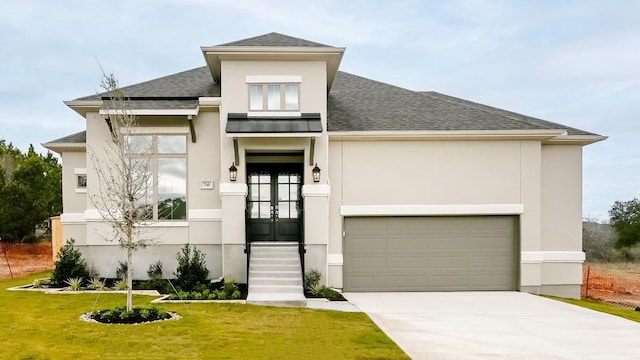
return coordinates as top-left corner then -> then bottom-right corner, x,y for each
343,216 -> 518,291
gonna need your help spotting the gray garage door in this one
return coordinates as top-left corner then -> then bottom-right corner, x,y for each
343,216 -> 517,291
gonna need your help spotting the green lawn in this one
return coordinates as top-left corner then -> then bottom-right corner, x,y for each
548,296 -> 640,323
0,272 -> 409,360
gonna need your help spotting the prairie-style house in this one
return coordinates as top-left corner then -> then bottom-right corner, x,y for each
44,33 -> 605,303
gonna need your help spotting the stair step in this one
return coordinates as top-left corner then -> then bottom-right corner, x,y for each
251,258 -> 299,264
248,284 -> 304,294
249,277 -> 302,286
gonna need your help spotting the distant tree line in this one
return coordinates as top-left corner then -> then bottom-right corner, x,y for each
0,140 -> 62,242
583,198 -> 640,262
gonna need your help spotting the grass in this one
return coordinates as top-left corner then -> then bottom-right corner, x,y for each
547,296 -> 640,323
0,272 -> 409,360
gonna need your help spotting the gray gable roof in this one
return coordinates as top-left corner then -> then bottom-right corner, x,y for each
77,66 -> 219,101
328,71 -> 596,135
45,131 -> 86,144
217,32 -> 332,47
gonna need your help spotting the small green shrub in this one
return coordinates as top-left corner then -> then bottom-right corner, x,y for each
32,278 -> 50,288
90,306 -> 172,324
116,261 -> 128,280
22,233 -> 39,244
174,244 -> 209,291
113,279 -> 128,290
64,277 -> 83,291
87,277 -> 106,290
51,239 -> 90,286
318,286 -> 346,301
147,261 -> 163,279
304,268 -> 322,293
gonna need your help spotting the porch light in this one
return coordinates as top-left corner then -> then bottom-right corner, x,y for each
229,162 -> 237,182
312,163 -> 321,183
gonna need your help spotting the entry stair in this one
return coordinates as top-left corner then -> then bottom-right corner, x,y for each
246,242 -> 307,307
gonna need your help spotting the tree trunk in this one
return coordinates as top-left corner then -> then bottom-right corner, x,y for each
126,247 -> 133,311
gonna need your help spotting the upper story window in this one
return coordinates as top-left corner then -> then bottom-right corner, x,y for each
123,134 -> 187,221
249,84 -> 300,111
77,174 -> 87,189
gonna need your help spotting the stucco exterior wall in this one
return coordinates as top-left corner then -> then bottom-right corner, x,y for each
328,139 -> 584,297
79,111 -> 224,278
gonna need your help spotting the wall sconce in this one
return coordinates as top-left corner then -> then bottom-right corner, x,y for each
229,162 -> 237,182
312,163 -> 321,183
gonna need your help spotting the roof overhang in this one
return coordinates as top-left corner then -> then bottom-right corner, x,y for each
64,100 -> 103,117
41,142 -> 86,154
328,129 -> 607,146
543,135 -> 608,145
328,129 -> 567,141
98,108 -> 199,116
201,46 -> 345,90
226,113 -> 323,138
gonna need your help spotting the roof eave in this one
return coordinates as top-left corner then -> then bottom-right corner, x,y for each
327,129 -> 567,141
64,100 -> 103,117
41,142 -> 86,154
544,135 -> 608,146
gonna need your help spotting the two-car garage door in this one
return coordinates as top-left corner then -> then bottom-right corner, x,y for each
343,216 -> 518,292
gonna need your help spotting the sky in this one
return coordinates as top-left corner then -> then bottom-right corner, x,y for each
0,0 -> 638,220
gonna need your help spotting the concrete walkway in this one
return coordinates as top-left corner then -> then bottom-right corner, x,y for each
343,292 -> 640,360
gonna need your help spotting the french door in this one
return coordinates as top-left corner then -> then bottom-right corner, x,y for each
247,164 -> 302,242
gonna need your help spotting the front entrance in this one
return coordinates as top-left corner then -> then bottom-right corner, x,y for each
247,163 -> 303,242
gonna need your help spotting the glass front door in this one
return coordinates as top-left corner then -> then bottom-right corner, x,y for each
247,164 -> 302,242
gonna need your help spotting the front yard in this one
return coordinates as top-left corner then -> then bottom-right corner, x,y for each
0,272 -> 408,359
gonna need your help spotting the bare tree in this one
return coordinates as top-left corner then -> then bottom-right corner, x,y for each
88,71 -> 154,311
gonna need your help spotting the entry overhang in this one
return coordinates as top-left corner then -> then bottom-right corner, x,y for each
225,113 -> 323,137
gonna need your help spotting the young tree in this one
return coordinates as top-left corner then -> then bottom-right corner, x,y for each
88,72 -> 155,311
609,198 -> 640,248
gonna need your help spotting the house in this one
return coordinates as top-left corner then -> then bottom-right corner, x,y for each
44,33 -> 605,302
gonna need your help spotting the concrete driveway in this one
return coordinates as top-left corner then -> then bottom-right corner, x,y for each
343,292 -> 640,360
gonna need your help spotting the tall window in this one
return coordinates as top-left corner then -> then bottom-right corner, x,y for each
124,134 -> 187,220
249,84 -> 299,111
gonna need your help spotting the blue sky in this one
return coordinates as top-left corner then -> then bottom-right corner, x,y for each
1,0 -> 638,220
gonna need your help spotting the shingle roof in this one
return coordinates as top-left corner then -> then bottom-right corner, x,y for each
217,32 -> 332,47
67,38 -> 597,137
77,66 -> 219,101
327,71 -> 596,135
45,131 -> 86,144
420,91 -> 595,136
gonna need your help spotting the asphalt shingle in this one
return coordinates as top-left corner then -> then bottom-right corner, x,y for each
45,131 -> 86,144
77,67 -> 219,101
217,32 -> 332,47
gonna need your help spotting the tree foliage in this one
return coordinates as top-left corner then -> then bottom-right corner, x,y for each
0,141 -> 62,241
609,198 -> 640,248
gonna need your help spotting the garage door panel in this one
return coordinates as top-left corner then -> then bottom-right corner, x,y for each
343,216 -> 517,292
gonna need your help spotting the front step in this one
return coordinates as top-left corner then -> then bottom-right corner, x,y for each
246,242 -> 306,307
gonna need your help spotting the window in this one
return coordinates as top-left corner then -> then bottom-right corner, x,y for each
77,174 -> 87,189
124,134 -> 187,220
249,84 -> 299,111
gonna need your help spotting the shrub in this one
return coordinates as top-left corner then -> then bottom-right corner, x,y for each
116,261 -> 128,280
318,286 -> 346,301
51,238 -> 90,286
32,278 -> 50,288
147,261 -> 163,279
22,233 -> 39,244
90,306 -> 172,324
304,268 -> 322,292
174,244 -> 209,291
87,277 -> 106,290
113,279 -> 128,290
64,277 -> 83,291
